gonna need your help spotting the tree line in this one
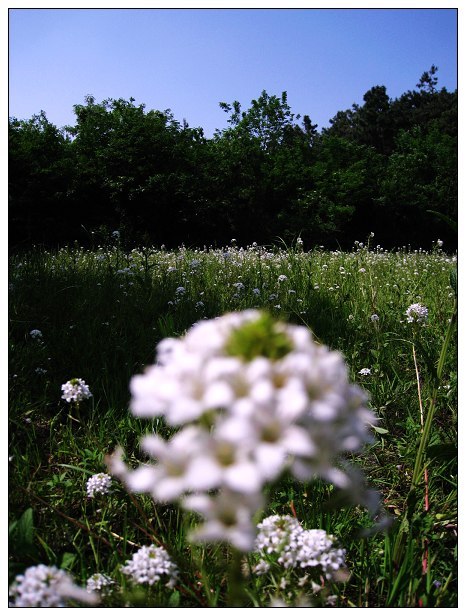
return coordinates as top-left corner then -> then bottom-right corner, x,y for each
9,65 -> 457,251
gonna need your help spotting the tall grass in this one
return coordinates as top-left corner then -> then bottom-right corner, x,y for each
8,238 -> 457,606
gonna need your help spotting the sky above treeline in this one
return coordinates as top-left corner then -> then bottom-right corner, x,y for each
8,4 -> 458,137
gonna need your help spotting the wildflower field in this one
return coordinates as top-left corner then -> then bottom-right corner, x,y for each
8,237 -> 457,607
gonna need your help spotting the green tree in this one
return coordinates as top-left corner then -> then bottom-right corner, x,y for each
379,125 -> 457,247
66,96 -> 207,245
9,112 -> 73,246
210,91 -> 316,244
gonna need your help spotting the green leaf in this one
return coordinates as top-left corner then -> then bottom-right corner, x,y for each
60,552 -> 77,571
168,590 -> 180,607
17,508 -> 34,547
450,267 -> 457,297
370,423 -> 389,435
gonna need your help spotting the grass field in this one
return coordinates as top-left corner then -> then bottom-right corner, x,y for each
8,237 -> 457,607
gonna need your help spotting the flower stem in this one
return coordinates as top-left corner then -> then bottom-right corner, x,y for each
226,548 -> 247,607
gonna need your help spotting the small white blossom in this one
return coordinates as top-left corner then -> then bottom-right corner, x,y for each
121,545 -> 178,588
86,473 -> 112,497
29,329 -> 43,339
370,314 -> 379,322
406,303 -> 428,324
61,378 -> 92,403
252,559 -> 270,575
358,368 -> 371,376
278,275 -> 288,283
254,515 -> 347,581
86,573 -> 115,594
255,514 -> 302,566
326,594 -> 338,606
296,529 -> 346,579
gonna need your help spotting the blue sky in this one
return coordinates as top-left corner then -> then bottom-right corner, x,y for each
8,6 -> 458,137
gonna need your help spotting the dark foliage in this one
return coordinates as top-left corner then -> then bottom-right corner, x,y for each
9,67 -> 457,251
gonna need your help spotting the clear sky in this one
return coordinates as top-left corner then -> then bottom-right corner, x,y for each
8,5 -> 458,137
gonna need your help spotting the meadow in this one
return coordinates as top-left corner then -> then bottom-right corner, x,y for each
8,236 -> 457,607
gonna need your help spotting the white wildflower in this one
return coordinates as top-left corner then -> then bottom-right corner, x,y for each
86,573 -> 115,594
370,314 -> 379,322
61,378 -> 92,403
358,368 -> 371,376
254,515 -> 347,581
252,559 -> 270,575
121,545 -> 178,589
29,329 -> 43,339
114,310 -> 377,550
406,303 -> 428,324
86,473 -> 112,497
255,514 -> 302,566
296,529 -> 346,579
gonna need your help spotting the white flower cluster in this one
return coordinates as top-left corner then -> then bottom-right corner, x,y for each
255,514 -> 302,555
9,564 -> 98,607
406,303 -> 428,324
61,378 -> 92,403
86,573 -> 115,594
120,544 -> 178,589
254,515 -> 346,580
29,329 -> 43,340
110,310 -> 376,551
86,473 -> 112,497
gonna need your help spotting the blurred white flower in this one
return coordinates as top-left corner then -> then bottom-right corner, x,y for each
9,565 -> 98,607
113,310 -> 377,551
370,314 -> 379,322
358,368 -> 371,376
29,329 -> 43,339
183,489 -> 263,552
